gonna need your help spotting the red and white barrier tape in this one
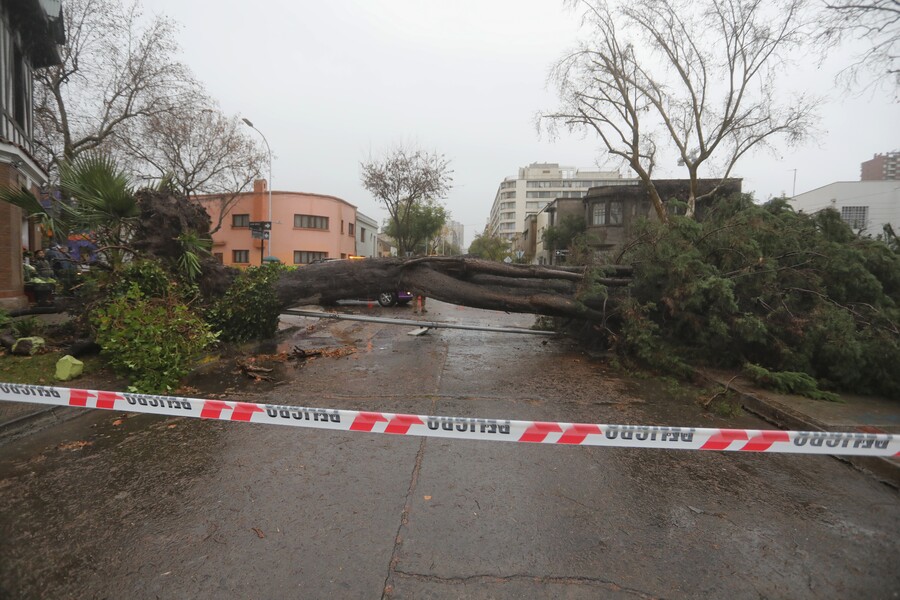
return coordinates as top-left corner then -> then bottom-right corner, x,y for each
0,382 -> 897,456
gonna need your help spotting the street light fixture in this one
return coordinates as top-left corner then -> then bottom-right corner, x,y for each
242,117 -> 273,258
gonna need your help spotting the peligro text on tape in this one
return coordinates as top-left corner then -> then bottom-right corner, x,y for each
0,382 -> 897,457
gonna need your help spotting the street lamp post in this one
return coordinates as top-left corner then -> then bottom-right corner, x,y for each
242,117 -> 273,259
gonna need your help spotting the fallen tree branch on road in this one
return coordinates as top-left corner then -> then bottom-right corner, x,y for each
273,257 -> 631,322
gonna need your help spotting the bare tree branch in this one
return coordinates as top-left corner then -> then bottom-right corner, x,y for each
33,0 -> 201,177
815,0 -> 900,94
110,99 -> 267,233
360,146 -> 453,255
541,0 -> 818,221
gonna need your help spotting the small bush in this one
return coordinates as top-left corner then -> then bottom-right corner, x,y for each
105,259 -> 177,300
12,316 -> 44,338
206,264 -> 282,342
91,283 -> 216,392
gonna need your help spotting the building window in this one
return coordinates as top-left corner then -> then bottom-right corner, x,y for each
500,202 -> 515,210
500,211 -> 515,220
233,250 -> 250,263
213,252 -> 223,264
610,201 -> 623,225
348,222 -> 355,236
294,250 -> 328,264
13,46 -> 26,129
294,214 -> 329,230
841,206 -> 868,230
526,191 -> 580,199
232,213 -> 250,228
592,201 -> 624,226
360,227 -> 366,242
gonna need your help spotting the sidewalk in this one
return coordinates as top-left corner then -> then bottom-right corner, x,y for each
698,368 -> 900,488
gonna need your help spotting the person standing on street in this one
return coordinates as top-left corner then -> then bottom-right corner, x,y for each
414,294 -> 427,314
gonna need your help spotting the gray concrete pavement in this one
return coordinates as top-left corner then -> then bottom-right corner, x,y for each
0,301 -> 898,599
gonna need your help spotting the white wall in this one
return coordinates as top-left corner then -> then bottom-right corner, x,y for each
790,181 -> 900,236
355,212 -> 379,257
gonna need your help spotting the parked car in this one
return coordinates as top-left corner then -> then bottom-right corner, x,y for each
377,290 -> 414,307
309,258 -> 412,306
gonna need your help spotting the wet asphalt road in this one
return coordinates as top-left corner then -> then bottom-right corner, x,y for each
0,301 -> 898,599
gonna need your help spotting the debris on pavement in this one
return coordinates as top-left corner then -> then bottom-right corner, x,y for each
235,358 -> 274,382
55,355 -> 84,381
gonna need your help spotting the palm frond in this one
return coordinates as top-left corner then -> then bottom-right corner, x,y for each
0,185 -> 71,240
0,185 -> 46,216
59,153 -> 139,223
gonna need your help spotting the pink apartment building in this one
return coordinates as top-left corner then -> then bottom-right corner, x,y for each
197,180 -> 359,267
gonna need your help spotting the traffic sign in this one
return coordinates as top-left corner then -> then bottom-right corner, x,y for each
249,221 -> 271,230
251,231 -> 270,240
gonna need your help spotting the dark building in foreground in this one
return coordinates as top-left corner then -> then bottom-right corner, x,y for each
526,178 -> 742,264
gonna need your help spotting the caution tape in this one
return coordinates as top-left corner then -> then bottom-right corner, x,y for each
0,382 -> 897,456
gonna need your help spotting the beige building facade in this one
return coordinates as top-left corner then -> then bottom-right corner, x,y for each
488,162 -> 630,242
197,180 -> 359,267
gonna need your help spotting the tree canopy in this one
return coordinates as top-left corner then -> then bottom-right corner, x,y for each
34,0 -> 198,170
360,146 -> 453,255
543,0 -> 817,222
815,0 -> 900,94
610,195 -> 900,398
34,0 -> 265,213
382,201 -> 449,257
467,232 -> 510,261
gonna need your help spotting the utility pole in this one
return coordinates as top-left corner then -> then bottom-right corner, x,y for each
242,118 -> 273,258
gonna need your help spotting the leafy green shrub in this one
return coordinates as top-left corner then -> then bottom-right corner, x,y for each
105,259 -> 177,300
91,283 -> 216,392
0,308 -> 10,331
12,316 -> 44,338
205,264 -> 282,342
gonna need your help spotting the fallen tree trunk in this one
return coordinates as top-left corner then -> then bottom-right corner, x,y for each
130,194 -> 629,324
274,257 -> 630,322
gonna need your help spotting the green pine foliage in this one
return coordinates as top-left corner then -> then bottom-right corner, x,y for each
743,363 -> 842,402
617,194 -> 900,399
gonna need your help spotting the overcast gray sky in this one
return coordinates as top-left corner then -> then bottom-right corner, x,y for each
143,0 -> 897,248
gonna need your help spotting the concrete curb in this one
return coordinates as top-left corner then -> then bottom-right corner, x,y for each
697,371 -> 900,490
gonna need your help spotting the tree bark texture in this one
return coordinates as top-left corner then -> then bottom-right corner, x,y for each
275,257 -> 630,322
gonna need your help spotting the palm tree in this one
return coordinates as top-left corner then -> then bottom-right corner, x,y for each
1,153 -> 139,272
58,154 -> 139,271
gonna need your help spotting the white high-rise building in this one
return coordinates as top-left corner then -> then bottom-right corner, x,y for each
446,220 -> 464,250
488,163 -> 628,241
